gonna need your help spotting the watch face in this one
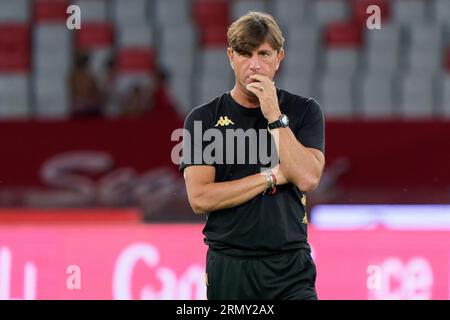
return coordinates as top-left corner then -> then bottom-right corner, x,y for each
281,115 -> 289,127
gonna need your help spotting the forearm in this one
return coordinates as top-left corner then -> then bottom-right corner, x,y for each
271,128 -> 322,192
189,173 -> 268,214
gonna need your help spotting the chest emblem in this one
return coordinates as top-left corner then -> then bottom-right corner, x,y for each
214,116 -> 235,127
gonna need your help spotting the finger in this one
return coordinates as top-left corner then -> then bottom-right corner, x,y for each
249,74 -> 269,83
246,83 -> 263,96
249,75 -> 274,90
247,81 -> 266,92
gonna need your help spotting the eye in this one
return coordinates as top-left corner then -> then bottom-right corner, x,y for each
259,52 -> 270,58
237,51 -> 250,58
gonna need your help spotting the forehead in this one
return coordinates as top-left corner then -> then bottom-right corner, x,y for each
252,41 -> 277,52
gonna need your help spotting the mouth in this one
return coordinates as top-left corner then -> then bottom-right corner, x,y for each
246,77 -> 260,84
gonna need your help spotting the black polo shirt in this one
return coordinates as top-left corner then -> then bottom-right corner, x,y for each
180,88 -> 325,255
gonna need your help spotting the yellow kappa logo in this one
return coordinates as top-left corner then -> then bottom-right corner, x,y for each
302,214 -> 308,224
214,116 -> 234,127
301,194 -> 306,207
301,195 -> 308,224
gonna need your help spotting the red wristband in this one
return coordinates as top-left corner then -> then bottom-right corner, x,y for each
271,172 -> 277,194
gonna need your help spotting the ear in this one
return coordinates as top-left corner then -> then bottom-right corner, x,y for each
227,47 -> 234,70
276,48 -> 285,71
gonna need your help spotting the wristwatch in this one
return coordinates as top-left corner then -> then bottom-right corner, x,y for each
267,114 -> 289,130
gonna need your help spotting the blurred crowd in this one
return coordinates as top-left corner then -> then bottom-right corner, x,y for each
68,51 -> 178,119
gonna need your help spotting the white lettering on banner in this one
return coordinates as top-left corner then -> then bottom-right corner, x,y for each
368,257 -> 433,300
112,243 -> 205,300
28,151 -> 187,216
177,265 -> 206,300
0,247 -> 37,300
366,265 -> 382,290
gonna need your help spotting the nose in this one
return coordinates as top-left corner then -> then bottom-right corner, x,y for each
249,55 -> 261,71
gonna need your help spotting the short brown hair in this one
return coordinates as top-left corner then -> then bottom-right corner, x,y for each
227,11 -> 285,55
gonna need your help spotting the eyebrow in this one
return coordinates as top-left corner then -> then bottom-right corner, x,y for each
234,48 -> 273,56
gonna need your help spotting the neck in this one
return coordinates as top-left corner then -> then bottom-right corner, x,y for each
230,84 -> 260,108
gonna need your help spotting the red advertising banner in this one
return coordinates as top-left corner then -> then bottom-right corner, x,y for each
0,224 -> 206,300
1,119 -> 450,212
310,228 -> 450,300
0,222 -> 448,300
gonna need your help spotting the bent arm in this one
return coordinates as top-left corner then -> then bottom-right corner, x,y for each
271,128 -> 325,193
183,165 -> 269,214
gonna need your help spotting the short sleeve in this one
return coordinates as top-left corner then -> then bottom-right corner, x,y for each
179,107 -> 215,172
294,98 -> 325,153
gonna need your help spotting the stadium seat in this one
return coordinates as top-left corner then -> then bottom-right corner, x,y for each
364,23 -> 402,73
0,74 -> 30,118
195,48 -> 233,106
117,48 -> 155,73
271,0 -> 308,27
194,0 -> 229,47
318,71 -> 354,117
201,48 -> 230,75
158,23 -> 197,77
153,0 -> 191,28
33,22 -> 72,118
201,25 -> 228,47
34,0 -> 68,22
33,23 -> 72,76
398,72 -> 435,118
276,71 -> 315,99
194,0 -> 229,29
406,24 -> 444,74
357,72 -> 395,118
440,74 -> 450,116
391,0 -> 428,25
325,21 -> 363,48
112,0 -> 149,25
75,22 -> 114,50
0,24 -> 30,72
0,0 -> 31,23
231,0 -> 267,21
282,23 -> 320,74
311,0 -> 349,25
168,74 -> 194,114
117,24 -> 154,48
446,47 -> 450,72
325,48 -> 360,76
74,23 -> 114,78
433,0 -> 450,27
352,0 -> 390,27
34,75 -> 69,118
75,0 -> 108,22
196,69 -> 233,107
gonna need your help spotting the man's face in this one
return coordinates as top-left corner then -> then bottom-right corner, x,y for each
227,41 -> 284,93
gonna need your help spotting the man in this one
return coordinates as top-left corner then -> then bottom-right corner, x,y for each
180,11 -> 325,300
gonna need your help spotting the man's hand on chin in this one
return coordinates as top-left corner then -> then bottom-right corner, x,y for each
245,74 -> 281,122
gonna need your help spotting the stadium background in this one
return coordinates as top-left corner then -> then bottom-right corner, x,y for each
0,0 -> 450,299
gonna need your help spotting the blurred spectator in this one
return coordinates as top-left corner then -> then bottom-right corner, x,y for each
121,83 -> 150,118
148,67 -> 182,121
99,55 -> 120,117
68,52 -> 103,118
